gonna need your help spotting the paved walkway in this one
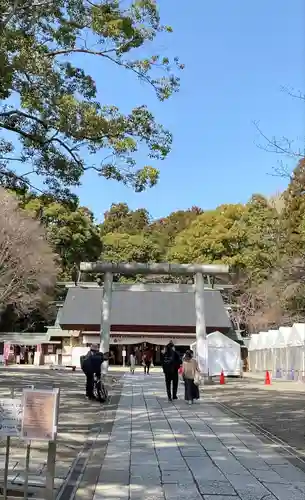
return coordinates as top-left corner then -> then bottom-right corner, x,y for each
0,367 -> 122,498
93,373 -> 305,500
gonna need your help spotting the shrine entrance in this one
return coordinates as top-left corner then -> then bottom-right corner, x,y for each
79,262 -> 230,378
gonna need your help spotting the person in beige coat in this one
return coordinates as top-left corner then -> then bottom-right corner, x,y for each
182,350 -> 200,405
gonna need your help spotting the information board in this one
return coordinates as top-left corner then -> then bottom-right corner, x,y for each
21,389 -> 59,441
0,398 -> 22,436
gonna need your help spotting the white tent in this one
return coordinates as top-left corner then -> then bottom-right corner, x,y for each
266,330 -> 279,372
274,326 -> 291,376
248,334 -> 259,351
248,334 -> 259,371
286,324 -> 305,377
256,331 -> 268,371
207,331 -> 241,377
278,326 -> 291,347
246,325 -> 305,379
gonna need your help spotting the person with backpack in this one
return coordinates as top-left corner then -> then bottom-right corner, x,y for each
80,344 -> 104,400
162,341 -> 181,401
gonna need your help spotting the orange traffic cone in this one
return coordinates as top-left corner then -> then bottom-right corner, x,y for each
264,370 -> 271,385
220,370 -> 225,385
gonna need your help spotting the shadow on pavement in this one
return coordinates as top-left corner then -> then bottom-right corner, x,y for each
202,380 -> 305,456
0,368 -> 123,498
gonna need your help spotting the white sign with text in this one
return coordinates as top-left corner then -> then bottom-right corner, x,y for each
0,398 -> 22,436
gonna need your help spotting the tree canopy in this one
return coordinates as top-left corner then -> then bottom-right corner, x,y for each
0,0 -> 183,198
21,195 -> 103,278
1,158 -> 305,332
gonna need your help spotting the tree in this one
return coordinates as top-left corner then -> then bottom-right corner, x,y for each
0,0 -> 183,197
101,202 -> 150,235
21,194 -> 102,278
233,195 -> 281,281
241,255 -> 305,331
102,232 -> 161,263
149,207 -> 202,256
281,158 -> 305,255
0,187 -> 57,318
167,204 -> 246,265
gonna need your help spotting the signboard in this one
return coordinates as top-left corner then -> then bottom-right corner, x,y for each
122,350 -> 126,357
0,398 -> 22,436
21,389 -> 59,441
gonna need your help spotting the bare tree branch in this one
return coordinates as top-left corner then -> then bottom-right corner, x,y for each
253,121 -> 304,159
0,188 -> 58,315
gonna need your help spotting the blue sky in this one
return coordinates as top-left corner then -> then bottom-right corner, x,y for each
19,1 -> 305,221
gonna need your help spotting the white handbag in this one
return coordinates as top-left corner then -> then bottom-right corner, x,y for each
194,372 -> 201,386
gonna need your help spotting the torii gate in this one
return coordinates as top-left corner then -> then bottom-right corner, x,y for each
79,262 -> 230,379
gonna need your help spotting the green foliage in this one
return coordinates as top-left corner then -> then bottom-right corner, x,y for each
20,194 -> 102,278
233,195 -> 281,281
102,232 -> 161,263
282,158 -> 305,254
167,198 -> 282,282
167,204 -> 246,265
5,154 -> 305,330
100,202 -> 150,235
0,0 -> 183,197
148,207 -> 202,254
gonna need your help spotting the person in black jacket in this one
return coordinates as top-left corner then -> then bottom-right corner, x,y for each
81,344 -> 104,400
162,341 -> 181,401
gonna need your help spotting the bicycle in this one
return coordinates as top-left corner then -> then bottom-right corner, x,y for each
93,374 -> 109,403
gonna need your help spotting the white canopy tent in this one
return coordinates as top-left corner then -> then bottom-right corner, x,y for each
248,324 -> 305,380
255,331 -> 268,372
248,334 -> 259,371
266,330 -> 279,372
190,331 -> 242,377
206,331 -> 241,377
274,326 -> 291,376
286,324 -> 305,378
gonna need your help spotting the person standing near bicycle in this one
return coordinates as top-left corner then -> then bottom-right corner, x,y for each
81,344 -> 104,400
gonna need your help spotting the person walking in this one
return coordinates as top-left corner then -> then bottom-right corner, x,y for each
143,347 -> 152,374
182,350 -> 200,405
80,344 -> 104,400
129,351 -> 136,374
162,341 -> 181,401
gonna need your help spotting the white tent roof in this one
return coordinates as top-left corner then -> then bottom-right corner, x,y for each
289,323 -> 305,346
267,329 -> 279,348
257,331 -> 269,350
207,330 -> 240,348
248,334 -> 259,351
278,326 -> 291,347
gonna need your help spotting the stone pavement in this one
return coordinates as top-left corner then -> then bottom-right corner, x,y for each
0,367 -> 122,498
92,372 -> 305,500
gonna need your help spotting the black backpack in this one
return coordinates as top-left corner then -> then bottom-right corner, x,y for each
163,350 -> 175,369
80,352 -> 92,374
